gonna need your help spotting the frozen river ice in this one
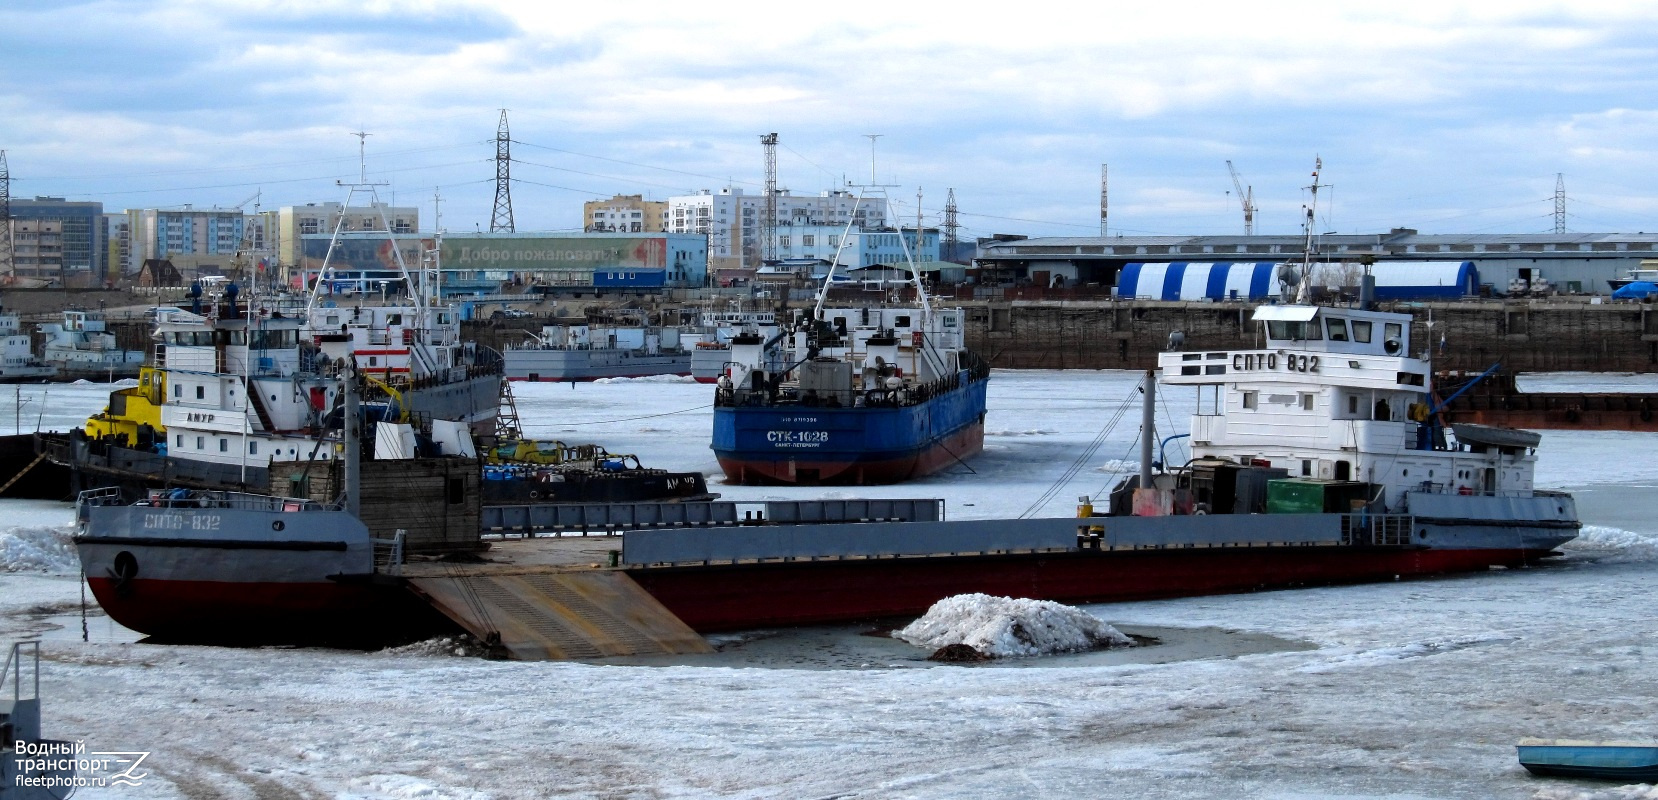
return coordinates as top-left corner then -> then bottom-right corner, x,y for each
3,372 -> 1657,799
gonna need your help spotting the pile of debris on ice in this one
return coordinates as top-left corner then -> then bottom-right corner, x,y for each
893,593 -> 1134,659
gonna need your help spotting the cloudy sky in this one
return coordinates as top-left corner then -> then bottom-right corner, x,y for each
3,0 -> 1656,240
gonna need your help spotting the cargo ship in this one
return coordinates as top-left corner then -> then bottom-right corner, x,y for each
710,190 -> 990,485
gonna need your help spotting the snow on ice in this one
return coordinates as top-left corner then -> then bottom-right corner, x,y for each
894,593 -> 1134,657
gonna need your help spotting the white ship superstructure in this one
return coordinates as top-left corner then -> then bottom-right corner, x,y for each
0,305 -> 55,381
39,310 -> 144,380
1161,304 -> 1538,511
154,302 -> 344,475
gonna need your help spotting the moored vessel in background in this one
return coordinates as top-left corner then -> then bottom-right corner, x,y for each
0,303 -> 56,382
690,307 -> 780,383
503,322 -> 693,382
38,309 -> 143,381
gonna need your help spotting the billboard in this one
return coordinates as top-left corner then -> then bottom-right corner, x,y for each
440,236 -> 666,272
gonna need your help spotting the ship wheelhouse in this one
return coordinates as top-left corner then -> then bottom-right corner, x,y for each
1159,304 -> 1537,512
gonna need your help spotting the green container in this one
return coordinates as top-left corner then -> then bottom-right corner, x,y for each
1266,478 -> 1326,514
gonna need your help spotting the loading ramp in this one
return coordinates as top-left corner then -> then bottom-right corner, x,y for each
405,569 -> 713,661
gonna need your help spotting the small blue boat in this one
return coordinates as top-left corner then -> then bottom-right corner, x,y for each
1518,739 -> 1658,781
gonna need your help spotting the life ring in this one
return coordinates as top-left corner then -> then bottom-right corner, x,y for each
529,490 -> 541,500
1565,408 -> 1581,423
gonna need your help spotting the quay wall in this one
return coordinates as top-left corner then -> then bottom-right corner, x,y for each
94,300 -> 1658,376
955,300 -> 1658,374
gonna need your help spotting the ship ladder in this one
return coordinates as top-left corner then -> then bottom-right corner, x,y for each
495,379 -> 524,441
0,453 -> 47,496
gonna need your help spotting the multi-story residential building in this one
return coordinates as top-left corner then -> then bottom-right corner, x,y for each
770,226 -> 940,267
125,206 -> 246,273
104,214 -> 131,277
10,220 -> 65,280
584,194 -> 668,233
7,197 -> 105,284
667,187 -> 887,271
275,202 -> 417,282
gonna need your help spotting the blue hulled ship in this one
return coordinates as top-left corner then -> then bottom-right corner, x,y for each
712,305 -> 990,485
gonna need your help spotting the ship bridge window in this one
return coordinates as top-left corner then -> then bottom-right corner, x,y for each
1352,320 -> 1373,343
1268,320 -> 1323,341
1326,318 -> 1349,341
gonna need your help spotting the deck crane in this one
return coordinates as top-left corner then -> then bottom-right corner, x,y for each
1225,161 -> 1256,236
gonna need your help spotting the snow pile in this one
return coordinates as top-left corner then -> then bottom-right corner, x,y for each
1562,525 -> 1658,564
378,635 -> 487,658
0,525 -> 79,574
593,374 -> 698,385
1533,784 -> 1658,800
893,594 -> 1134,658
986,428 -> 1058,437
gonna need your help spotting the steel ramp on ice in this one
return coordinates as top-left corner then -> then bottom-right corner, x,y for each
406,570 -> 713,661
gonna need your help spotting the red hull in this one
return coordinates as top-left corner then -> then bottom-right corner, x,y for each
716,419 -> 985,485
629,546 -> 1555,632
85,577 -> 445,643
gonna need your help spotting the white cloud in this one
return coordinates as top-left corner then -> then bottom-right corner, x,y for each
2,0 -> 1657,235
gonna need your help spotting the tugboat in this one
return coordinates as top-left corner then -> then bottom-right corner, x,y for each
71,360 -> 458,643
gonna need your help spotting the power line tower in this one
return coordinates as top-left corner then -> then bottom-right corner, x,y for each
760,132 -> 778,264
1226,160 -> 1256,235
1551,174 -> 1565,235
1099,164 -> 1108,237
943,188 -> 959,262
490,109 -> 515,233
0,150 -> 11,278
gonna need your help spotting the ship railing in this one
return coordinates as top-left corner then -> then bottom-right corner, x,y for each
1410,483 -> 1540,499
372,529 -> 406,576
105,489 -> 336,513
1340,513 -> 1415,546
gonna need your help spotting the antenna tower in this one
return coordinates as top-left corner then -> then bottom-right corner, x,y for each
0,151 -> 11,278
1551,174 -> 1565,235
490,109 -> 515,233
1099,164 -> 1108,236
943,188 -> 959,262
761,132 -> 778,264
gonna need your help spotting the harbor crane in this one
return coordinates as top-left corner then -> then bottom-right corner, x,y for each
1226,160 -> 1256,236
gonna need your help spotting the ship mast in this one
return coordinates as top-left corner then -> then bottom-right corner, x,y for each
305,132 -> 427,324
1296,157 -> 1323,305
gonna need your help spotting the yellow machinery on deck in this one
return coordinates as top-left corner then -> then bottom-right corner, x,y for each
84,366 -> 165,445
